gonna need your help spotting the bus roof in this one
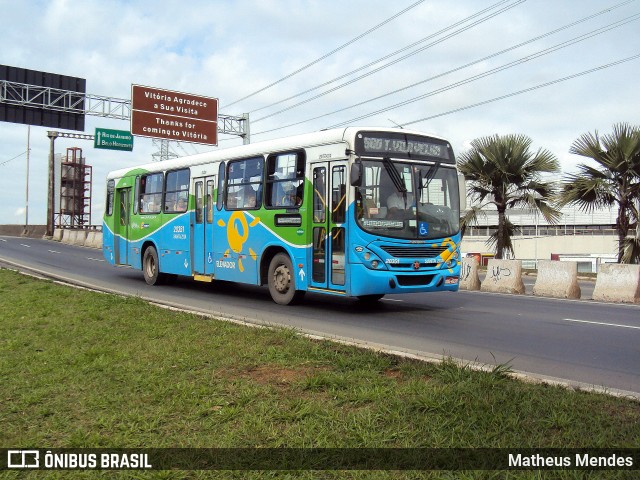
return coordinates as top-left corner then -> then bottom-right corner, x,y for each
106,126 -> 449,179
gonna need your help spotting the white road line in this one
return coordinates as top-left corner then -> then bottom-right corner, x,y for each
87,257 -> 105,262
0,239 -> 6,242
563,318 -> 640,330
48,250 -> 61,254
20,244 -> 31,248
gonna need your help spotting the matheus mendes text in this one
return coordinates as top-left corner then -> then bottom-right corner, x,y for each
509,453 -> 634,468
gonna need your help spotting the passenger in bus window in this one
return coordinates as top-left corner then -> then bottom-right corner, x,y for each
280,181 -> 302,207
176,195 -> 188,212
243,186 -> 257,208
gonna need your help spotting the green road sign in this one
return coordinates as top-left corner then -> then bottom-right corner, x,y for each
94,128 -> 134,151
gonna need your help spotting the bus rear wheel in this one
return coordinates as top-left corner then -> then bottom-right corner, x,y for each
268,253 -> 304,305
143,246 -> 165,285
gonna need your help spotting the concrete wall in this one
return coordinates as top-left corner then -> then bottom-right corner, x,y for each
462,235 -> 617,262
0,224 -> 47,238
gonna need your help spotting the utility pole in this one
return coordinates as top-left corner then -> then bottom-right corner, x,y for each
46,131 -> 58,237
25,125 -> 30,230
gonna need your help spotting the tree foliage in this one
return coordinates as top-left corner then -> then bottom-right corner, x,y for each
559,123 -> 640,263
458,134 -> 560,259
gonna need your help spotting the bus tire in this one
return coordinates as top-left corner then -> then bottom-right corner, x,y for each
143,246 -> 164,285
357,294 -> 385,303
268,253 -> 304,305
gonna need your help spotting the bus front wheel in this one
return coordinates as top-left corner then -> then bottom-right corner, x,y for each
143,246 -> 165,285
268,253 -> 304,305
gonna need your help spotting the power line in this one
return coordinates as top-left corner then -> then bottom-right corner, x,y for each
249,0 -> 517,117
327,13 -> 640,127
0,151 -> 27,167
222,0 -> 427,109
250,10 -> 639,136
251,0 -> 525,122
399,53 -> 640,127
257,0 -> 634,129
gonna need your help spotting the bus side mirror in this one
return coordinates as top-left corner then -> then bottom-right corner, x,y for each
458,173 -> 467,211
350,161 -> 362,187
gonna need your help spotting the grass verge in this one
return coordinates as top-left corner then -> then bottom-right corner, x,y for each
0,269 -> 638,479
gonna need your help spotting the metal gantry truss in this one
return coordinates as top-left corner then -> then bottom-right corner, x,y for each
0,78 -> 251,236
0,79 -> 250,153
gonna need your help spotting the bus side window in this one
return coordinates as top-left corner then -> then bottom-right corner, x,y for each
331,166 -> 346,223
206,179 -> 215,223
139,173 -> 163,214
195,181 -> 204,224
266,151 -> 305,208
106,180 -> 115,216
313,167 -> 326,223
216,162 -> 225,211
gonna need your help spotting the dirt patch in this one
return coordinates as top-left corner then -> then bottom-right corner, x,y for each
241,365 -> 329,386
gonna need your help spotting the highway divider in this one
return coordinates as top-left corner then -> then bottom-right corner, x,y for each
592,263 -> 640,304
481,259 -> 525,294
54,228 -> 103,250
459,256 -> 481,290
533,260 -> 581,299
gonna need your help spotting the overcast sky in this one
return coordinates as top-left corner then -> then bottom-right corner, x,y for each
1,0 -> 639,225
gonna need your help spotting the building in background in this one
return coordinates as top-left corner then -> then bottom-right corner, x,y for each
461,205 -> 618,272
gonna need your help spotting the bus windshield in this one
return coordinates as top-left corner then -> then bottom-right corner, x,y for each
356,158 -> 460,240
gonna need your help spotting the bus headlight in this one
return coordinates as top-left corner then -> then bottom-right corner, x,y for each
353,246 -> 387,270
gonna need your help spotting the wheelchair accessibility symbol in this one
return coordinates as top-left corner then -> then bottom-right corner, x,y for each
419,222 -> 429,237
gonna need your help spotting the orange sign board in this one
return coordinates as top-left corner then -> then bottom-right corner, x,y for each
131,84 -> 218,146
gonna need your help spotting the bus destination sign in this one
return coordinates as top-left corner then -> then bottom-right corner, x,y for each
355,132 -> 451,162
131,85 -> 218,146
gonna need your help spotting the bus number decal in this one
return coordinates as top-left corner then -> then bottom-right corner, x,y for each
173,225 -> 186,240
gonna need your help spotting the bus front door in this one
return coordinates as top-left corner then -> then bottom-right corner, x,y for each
114,187 -> 130,265
192,176 -> 216,277
309,161 -> 348,294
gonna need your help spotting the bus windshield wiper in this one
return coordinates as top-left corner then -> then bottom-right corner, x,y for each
382,157 -> 407,193
421,162 -> 440,189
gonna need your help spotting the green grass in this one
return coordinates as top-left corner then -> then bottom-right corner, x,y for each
0,269 -> 638,479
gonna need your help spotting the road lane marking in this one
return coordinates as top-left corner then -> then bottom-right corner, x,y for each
563,318 -> 640,330
48,250 -> 61,254
87,257 -> 105,262
20,244 -> 31,248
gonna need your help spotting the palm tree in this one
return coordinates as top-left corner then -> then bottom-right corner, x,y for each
458,134 -> 561,259
558,123 -> 640,263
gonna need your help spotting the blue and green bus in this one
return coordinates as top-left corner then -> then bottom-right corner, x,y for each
103,127 -> 465,305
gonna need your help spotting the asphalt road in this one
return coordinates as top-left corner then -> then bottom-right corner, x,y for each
1,236 -> 638,398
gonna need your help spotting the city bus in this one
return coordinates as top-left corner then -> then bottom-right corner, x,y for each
103,127 -> 465,305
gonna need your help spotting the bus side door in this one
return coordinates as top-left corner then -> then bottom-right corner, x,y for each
309,161 -> 348,293
114,187 -> 131,265
192,176 -> 216,275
